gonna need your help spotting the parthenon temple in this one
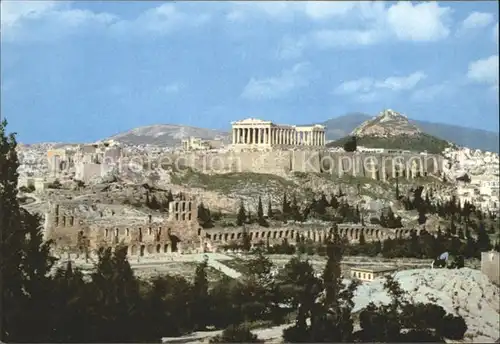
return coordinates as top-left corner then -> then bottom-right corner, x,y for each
231,118 -> 326,149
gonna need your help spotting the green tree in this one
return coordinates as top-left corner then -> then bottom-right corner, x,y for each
267,198 -> 273,219
257,196 -> 268,226
1,120 -> 56,342
343,136 -> 357,152
237,201 -> 246,226
192,256 -> 210,330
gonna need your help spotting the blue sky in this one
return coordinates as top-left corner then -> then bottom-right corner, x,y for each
1,1 -> 498,143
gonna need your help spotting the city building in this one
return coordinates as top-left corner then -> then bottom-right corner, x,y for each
350,266 -> 397,282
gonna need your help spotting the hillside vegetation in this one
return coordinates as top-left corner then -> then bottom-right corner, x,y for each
327,133 -> 453,154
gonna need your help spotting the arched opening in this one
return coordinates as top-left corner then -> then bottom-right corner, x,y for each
140,245 -> 145,256
156,244 -> 161,253
164,244 -> 169,253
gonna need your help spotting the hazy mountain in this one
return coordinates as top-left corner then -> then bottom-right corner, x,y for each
107,124 -> 229,146
105,113 -> 498,153
326,110 -> 453,154
320,113 -> 499,152
350,109 -> 422,137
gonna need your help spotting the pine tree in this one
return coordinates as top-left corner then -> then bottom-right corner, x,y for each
257,196 -> 267,226
476,222 -> 491,253
395,174 -> 400,199
291,195 -> 302,222
237,201 -> 246,226
192,256 -> 209,330
166,190 -> 174,203
282,193 -> 290,218
149,195 -> 160,210
330,194 -> 339,209
1,120 -> 55,342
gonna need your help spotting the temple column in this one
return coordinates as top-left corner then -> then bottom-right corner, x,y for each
232,129 -> 235,144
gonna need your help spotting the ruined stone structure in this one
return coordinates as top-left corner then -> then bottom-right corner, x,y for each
44,198 -> 203,257
231,118 -> 326,150
202,223 -> 420,251
481,250 -> 500,286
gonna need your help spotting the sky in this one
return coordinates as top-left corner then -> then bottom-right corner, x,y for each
1,1 -> 499,143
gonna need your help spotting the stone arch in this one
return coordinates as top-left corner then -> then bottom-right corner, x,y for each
279,231 -> 283,238
164,244 -> 169,253
224,233 -> 229,241
369,228 -> 374,237
156,244 -> 161,253
147,245 -> 154,254
354,228 -> 359,240
130,245 -> 137,256
140,245 -> 145,256
230,233 -> 235,240
273,231 -> 277,239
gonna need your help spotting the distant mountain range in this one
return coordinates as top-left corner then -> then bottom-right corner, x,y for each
326,110 -> 454,154
319,113 -> 499,152
105,113 -> 499,153
107,124 -> 228,146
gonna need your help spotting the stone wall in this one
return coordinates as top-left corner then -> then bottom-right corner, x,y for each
481,251 -> 500,285
202,223 -> 420,250
44,200 -> 204,256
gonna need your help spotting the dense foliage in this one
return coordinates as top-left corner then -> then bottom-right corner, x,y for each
327,133 -> 452,154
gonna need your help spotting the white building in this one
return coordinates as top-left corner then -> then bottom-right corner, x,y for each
350,266 -> 397,282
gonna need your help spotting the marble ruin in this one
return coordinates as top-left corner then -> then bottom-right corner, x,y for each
231,118 -> 326,150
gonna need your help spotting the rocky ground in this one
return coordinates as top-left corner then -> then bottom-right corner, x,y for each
161,267 -> 499,344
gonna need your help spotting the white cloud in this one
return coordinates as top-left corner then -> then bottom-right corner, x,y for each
411,82 -> 453,102
109,4 -> 210,37
1,1 -> 117,42
303,2 -> 357,20
335,72 -> 426,95
467,55 -> 499,85
1,2 -> 209,42
334,78 -> 374,95
334,72 -> 427,102
160,82 -> 186,94
311,29 -> 381,49
265,1 -> 452,55
241,62 -> 312,100
461,12 -> 494,30
275,36 -> 307,60
386,2 -> 451,42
